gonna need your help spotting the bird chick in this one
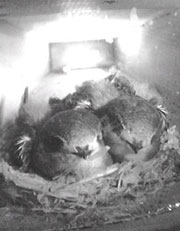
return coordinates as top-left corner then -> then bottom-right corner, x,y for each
97,95 -> 168,162
30,109 -> 112,180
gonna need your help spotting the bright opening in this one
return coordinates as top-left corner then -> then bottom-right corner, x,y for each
63,45 -> 101,69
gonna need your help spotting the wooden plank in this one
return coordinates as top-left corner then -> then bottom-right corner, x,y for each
1,0 -> 180,17
101,0 -> 180,9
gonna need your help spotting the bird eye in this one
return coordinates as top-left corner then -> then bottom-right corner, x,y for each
43,135 -> 64,153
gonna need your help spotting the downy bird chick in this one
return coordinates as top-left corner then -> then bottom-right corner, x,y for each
4,87 -> 113,180
96,95 -> 168,162
48,73 -> 136,116
30,109 -> 112,180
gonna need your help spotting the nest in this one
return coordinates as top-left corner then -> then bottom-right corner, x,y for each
0,126 -> 180,229
0,73 -> 179,229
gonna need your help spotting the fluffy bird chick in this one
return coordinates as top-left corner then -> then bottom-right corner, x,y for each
112,70 -> 164,106
28,109 -> 113,180
1,87 -> 37,167
48,73 -> 136,115
97,95 -> 168,162
3,87 -> 112,180
59,78 -> 120,111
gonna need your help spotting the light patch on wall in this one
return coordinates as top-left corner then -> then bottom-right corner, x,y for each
0,65 -> 28,124
22,13 -> 145,75
118,8 -> 143,57
21,30 -> 49,85
117,23 -> 142,57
